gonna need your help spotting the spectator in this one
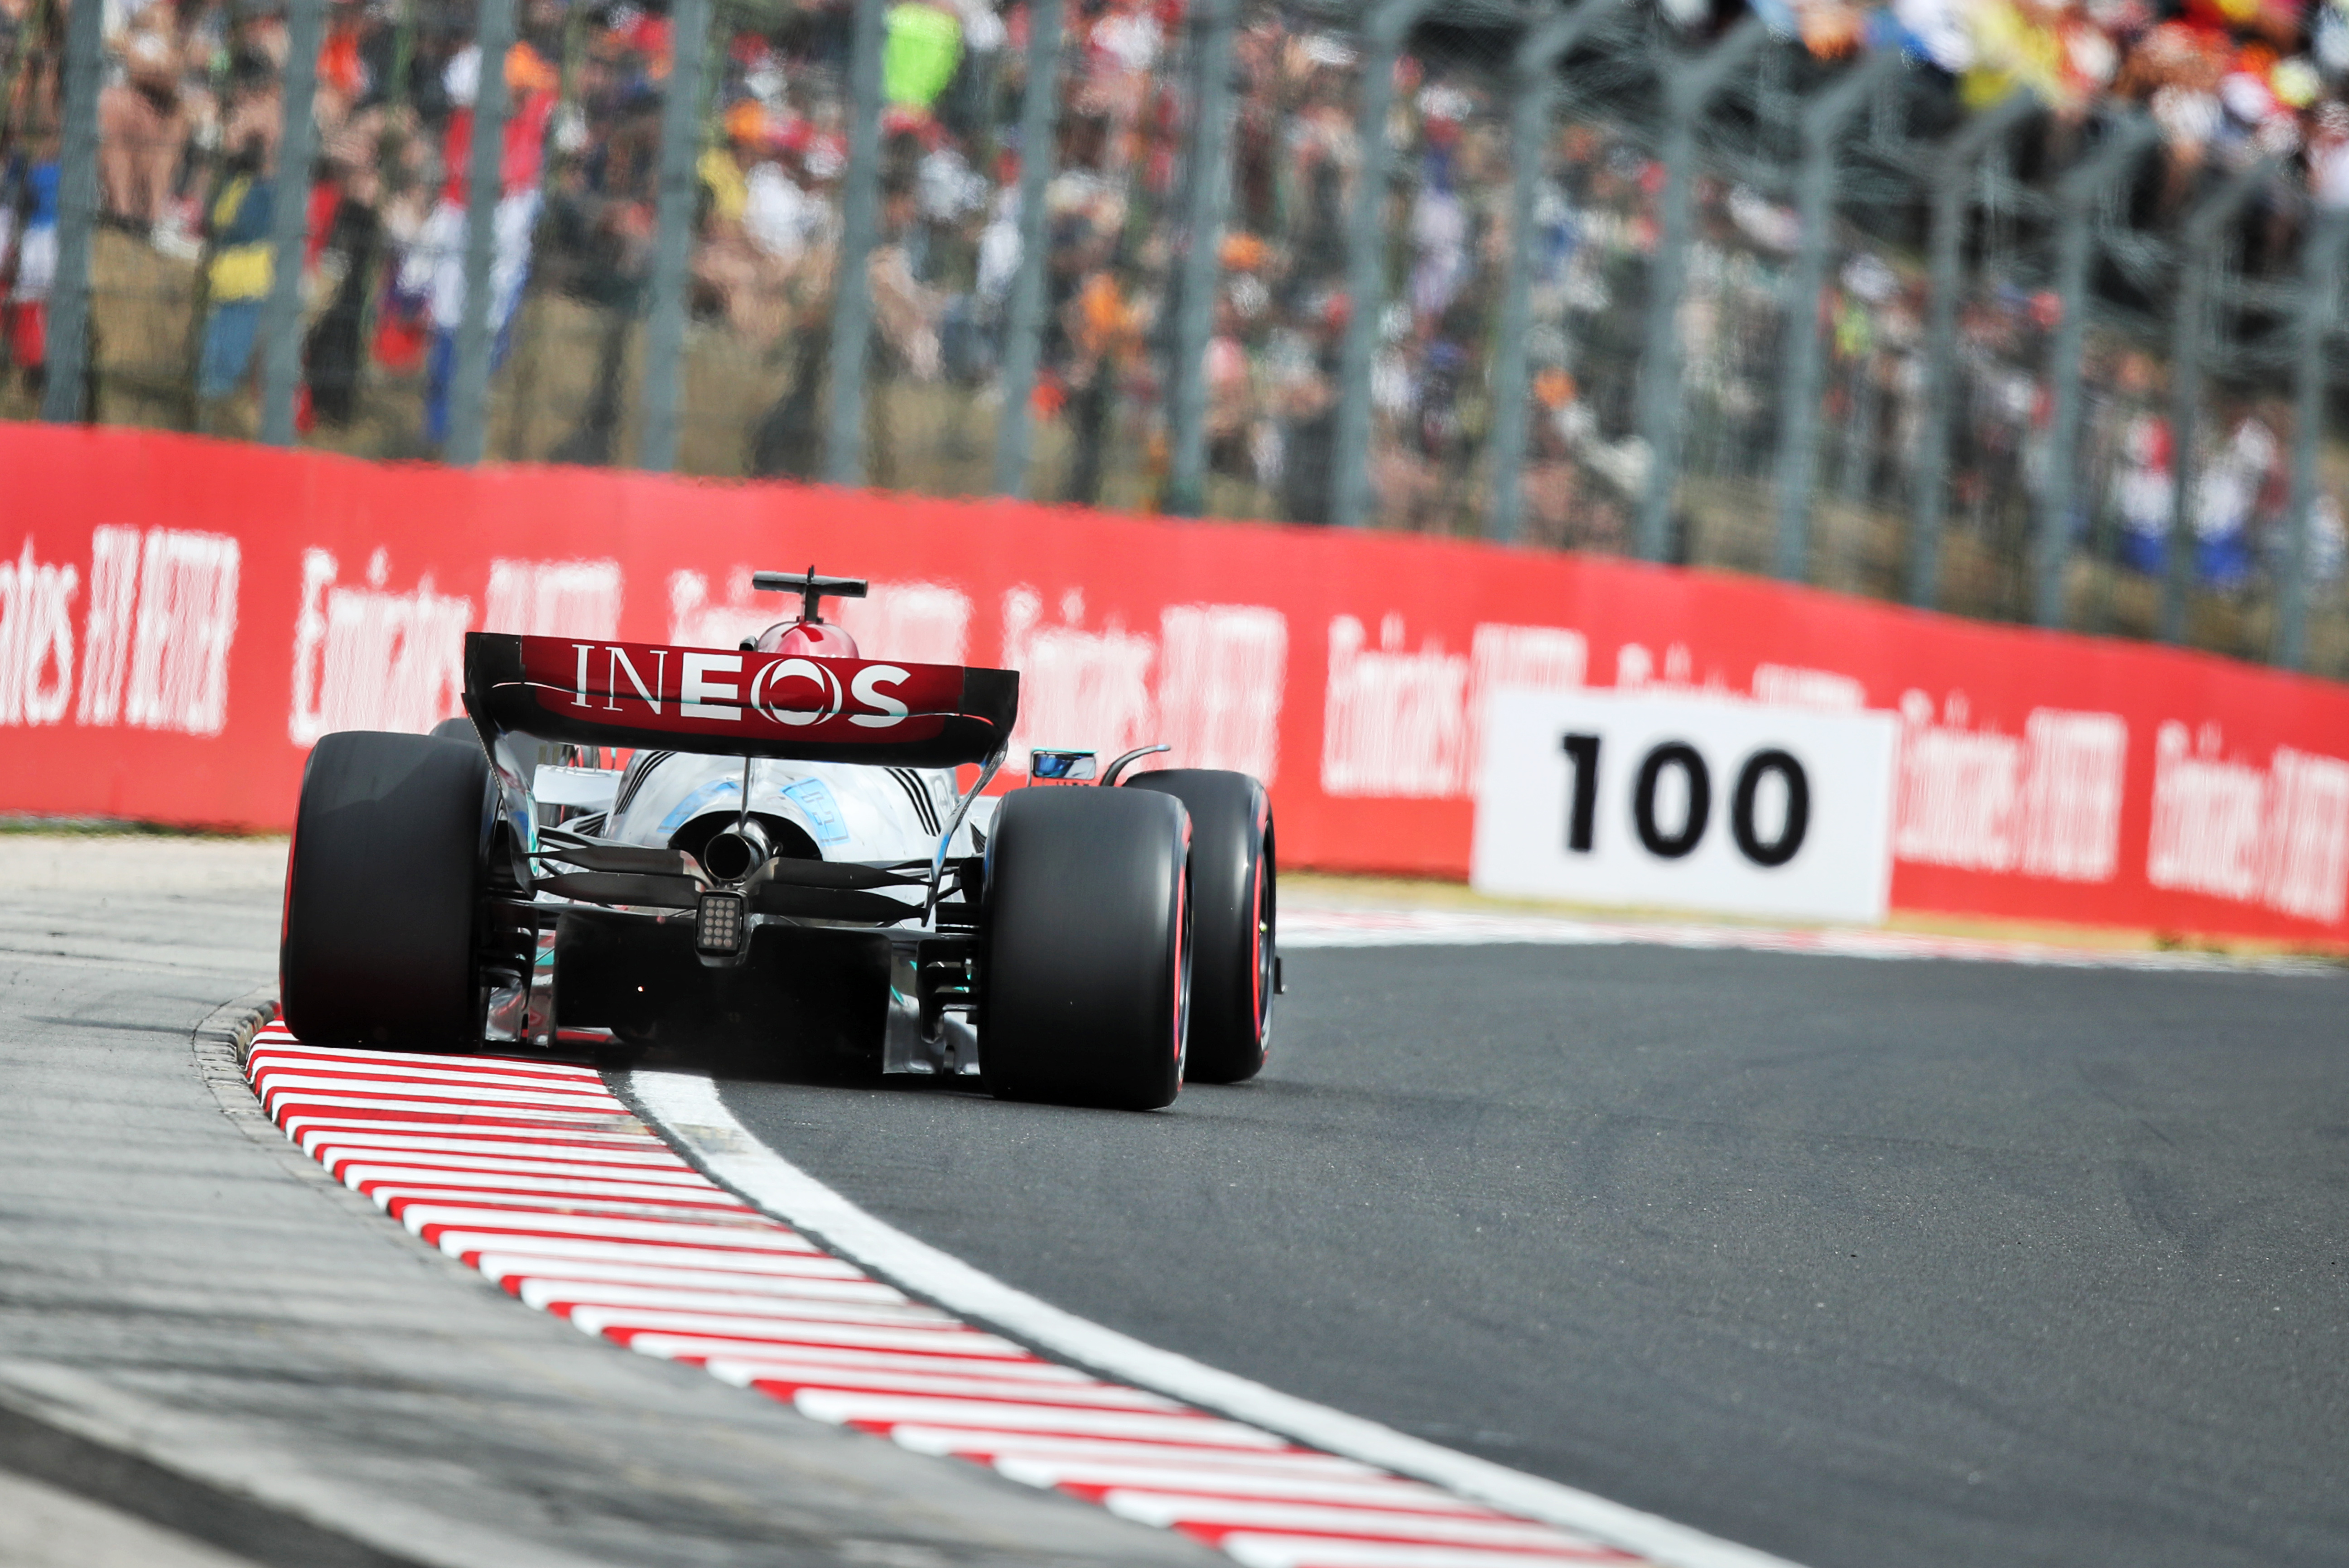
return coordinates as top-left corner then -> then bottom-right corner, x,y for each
965,167 -> 1022,377
1058,250 -> 1145,504
2195,408 -> 2281,587
1204,291 -> 1254,485
2312,492 -> 2347,584
693,103 -> 797,346
1276,292 -> 1344,525
1519,372 -> 1584,549
408,39 -> 554,450
2309,100 -> 2349,203
871,173 -> 945,380
303,119 -> 389,428
883,0 -> 962,113
865,172 -> 944,485
196,127 -> 275,409
2114,408 -> 2175,574
744,123 -> 831,276
96,0 -> 194,248
1,135 -> 60,397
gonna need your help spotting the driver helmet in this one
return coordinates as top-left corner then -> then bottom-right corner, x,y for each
755,618 -> 861,658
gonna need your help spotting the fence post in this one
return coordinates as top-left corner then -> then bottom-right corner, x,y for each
446,0 -> 517,466
38,0 -> 104,423
2277,210 -> 2349,670
1907,91 -> 2034,607
637,0 -> 712,473
2034,115 -> 2156,628
1162,0 -> 1238,519
1635,16 -> 1767,563
990,0 -> 1065,497
1328,0 -> 1436,530
2161,156 -> 2278,644
259,0 -> 327,447
496,0 -> 593,462
1487,0 -> 1633,545
1769,48 -> 1900,583
824,0 -> 888,488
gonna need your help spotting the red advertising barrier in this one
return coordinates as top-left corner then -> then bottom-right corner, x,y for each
4,423 -> 2346,944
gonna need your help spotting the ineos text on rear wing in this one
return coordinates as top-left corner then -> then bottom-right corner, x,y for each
464,633 -> 1019,769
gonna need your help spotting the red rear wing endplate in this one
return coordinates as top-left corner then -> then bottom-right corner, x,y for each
465,632 -> 1019,769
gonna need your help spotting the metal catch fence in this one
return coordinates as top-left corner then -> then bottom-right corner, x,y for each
6,0 -> 2349,679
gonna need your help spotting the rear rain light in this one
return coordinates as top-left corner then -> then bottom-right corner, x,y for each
695,891 -> 747,955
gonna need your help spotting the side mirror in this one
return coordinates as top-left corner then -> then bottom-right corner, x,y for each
1028,748 -> 1098,782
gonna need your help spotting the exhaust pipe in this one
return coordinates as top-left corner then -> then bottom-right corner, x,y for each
701,819 -> 773,884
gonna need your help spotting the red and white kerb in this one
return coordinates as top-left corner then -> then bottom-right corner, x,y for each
245,1025 -> 1651,1568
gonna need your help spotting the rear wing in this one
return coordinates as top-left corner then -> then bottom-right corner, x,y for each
464,632 -> 1018,770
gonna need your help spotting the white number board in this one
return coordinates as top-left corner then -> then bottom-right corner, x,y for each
1471,688 -> 1898,924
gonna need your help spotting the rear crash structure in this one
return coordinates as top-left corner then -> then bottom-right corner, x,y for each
279,573 -> 1276,1110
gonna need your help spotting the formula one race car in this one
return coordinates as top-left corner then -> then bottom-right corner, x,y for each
278,571 -> 1275,1110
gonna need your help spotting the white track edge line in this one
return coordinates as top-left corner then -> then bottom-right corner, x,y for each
627,1067 -> 1805,1568
1275,915 -> 2338,974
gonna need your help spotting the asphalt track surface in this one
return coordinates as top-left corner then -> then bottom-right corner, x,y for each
708,940 -> 2349,1568
6,834 -> 2344,1568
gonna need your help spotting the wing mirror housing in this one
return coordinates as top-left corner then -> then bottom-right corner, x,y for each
1028,748 -> 1097,782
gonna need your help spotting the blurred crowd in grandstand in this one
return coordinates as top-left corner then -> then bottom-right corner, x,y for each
0,0 -> 2345,615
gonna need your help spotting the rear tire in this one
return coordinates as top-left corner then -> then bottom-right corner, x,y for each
981,786 -> 1190,1110
281,730 -> 491,1049
1124,770 -> 1273,1084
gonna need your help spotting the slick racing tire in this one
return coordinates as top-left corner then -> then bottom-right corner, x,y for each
429,715 -> 478,746
281,730 -> 492,1050
1124,769 -> 1273,1085
981,785 -> 1190,1111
